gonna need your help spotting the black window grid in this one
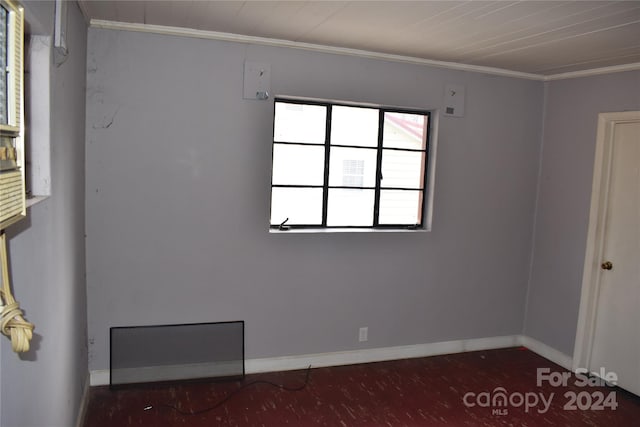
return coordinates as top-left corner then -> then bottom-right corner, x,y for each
270,98 -> 431,230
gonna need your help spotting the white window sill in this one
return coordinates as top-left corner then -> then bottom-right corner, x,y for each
269,227 -> 430,234
26,195 -> 49,208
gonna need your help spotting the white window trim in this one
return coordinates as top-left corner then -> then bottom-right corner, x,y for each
25,35 -> 51,200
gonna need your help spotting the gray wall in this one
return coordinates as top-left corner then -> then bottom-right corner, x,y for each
0,2 -> 88,427
524,71 -> 640,356
85,28 -> 544,371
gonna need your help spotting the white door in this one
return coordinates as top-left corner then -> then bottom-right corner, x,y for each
587,118 -> 640,396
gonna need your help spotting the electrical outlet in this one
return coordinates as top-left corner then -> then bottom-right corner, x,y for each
359,327 -> 368,342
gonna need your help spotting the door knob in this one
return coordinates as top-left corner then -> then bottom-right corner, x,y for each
601,261 -> 613,270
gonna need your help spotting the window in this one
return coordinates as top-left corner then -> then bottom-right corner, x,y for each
270,98 -> 431,230
0,0 -> 21,133
0,5 -> 7,124
0,0 -> 25,229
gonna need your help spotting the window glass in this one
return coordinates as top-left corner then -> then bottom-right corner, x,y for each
380,150 -> 425,189
273,102 -> 326,144
272,144 -> 325,186
0,6 -> 8,125
327,189 -> 375,227
383,112 -> 427,150
378,190 -> 422,225
328,147 -> 377,188
270,187 -> 323,226
331,105 -> 378,147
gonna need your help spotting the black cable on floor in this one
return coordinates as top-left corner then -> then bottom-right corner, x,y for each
147,365 -> 312,416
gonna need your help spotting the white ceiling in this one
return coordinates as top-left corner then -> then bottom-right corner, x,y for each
80,1 -> 640,77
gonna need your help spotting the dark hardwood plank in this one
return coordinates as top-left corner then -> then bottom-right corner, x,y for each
83,348 -> 640,426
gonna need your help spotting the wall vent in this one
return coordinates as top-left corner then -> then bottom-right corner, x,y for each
110,321 -> 245,388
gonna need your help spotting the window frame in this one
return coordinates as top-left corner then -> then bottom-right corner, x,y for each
0,0 -> 22,136
270,97 -> 431,231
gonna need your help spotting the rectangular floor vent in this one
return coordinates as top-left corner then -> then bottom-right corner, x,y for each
110,321 -> 244,388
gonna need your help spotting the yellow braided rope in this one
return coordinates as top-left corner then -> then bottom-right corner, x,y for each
0,232 -> 34,353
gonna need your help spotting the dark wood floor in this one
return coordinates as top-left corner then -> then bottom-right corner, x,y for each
83,347 -> 640,426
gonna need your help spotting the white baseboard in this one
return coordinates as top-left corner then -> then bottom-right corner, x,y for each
91,369 -> 110,387
246,335 -> 521,374
89,334 -> 573,386
518,335 -> 573,370
90,335 -> 521,386
75,373 -> 90,427
111,361 -> 240,386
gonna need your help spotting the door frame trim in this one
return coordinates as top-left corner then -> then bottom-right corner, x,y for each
573,111 -> 640,372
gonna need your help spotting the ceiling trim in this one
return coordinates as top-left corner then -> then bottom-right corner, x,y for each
89,19 -> 640,82
543,62 -> 640,81
89,19 -> 543,81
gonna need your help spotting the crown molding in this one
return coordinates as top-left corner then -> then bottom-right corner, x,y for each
544,62 -> 640,81
89,19 -> 544,81
89,19 -> 640,83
